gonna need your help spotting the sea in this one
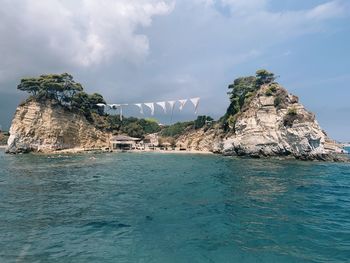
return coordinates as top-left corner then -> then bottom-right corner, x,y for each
0,149 -> 349,263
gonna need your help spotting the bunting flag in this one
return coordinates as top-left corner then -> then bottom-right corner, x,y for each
144,103 -> 155,115
190,97 -> 200,114
134,103 -> 144,115
167,100 -> 176,111
101,97 -> 199,119
167,100 -> 176,121
178,99 -> 187,111
156,101 -> 167,113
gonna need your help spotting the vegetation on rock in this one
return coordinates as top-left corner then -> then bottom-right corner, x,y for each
16,73 -> 162,138
222,69 -> 276,130
161,115 -> 214,138
283,107 -> 303,127
107,116 -> 161,138
18,73 -> 106,121
161,121 -> 195,138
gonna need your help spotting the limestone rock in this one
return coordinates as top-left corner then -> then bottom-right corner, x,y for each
6,100 -> 110,154
177,84 -> 345,161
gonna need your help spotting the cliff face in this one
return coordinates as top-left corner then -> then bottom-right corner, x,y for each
177,84 -> 345,161
6,100 -> 110,153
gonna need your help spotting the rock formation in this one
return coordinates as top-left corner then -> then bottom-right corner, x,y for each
6,99 -> 110,153
6,72 -> 346,161
176,84 -> 345,161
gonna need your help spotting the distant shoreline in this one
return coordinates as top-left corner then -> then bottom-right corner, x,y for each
0,145 -> 7,149
41,147 -> 213,155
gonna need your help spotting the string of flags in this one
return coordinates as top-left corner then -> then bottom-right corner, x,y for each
96,97 -> 200,121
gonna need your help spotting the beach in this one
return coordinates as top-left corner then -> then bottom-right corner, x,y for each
39,147 -> 213,155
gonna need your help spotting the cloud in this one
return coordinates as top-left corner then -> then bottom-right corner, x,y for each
0,0 -> 173,83
306,1 -> 346,20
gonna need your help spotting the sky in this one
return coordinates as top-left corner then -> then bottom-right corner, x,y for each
0,0 -> 349,141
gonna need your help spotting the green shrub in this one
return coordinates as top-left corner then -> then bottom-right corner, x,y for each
194,115 -> 214,129
284,107 -> 302,127
265,84 -> 278,96
227,115 -> 236,128
161,121 -> 194,138
274,97 -> 282,107
265,89 -> 274,96
287,107 -> 297,116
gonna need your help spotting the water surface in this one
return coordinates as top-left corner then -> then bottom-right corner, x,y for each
0,150 -> 349,262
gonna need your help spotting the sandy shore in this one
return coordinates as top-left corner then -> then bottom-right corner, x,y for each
0,145 -> 7,149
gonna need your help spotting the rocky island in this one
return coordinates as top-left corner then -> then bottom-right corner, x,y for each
6,71 -> 346,161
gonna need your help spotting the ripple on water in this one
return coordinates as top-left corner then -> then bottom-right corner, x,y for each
0,150 -> 350,262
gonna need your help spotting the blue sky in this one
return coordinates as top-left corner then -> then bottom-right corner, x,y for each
0,0 -> 349,141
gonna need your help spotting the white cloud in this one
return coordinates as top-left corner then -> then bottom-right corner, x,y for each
220,0 -> 267,13
306,1 -> 346,20
0,0 -> 173,79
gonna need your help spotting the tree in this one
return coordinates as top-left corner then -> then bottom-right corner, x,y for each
194,115 -> 213,129
17,73 -> 84,104
256,69 -> 276,85
17,78 -> 41,96
88,93 -> 106,115
124,123 -> 144,138
226,76 -> 258,117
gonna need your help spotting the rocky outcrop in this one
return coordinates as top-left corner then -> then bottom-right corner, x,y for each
177,84 -> 346,161
6,99 -> 110,154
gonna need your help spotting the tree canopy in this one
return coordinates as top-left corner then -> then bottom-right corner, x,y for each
106,116 -> 161,138
18,73 -> 84,103
256,69 -> 276,85
223,69 -> 277,130
17,73 -> 106,119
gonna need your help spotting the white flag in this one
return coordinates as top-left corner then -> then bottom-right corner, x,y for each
178,99 -> 187,111
156,101 -> 167,113
144,103 -> 155,115
167,100 -> 176,111
190,97 -> 200,114
134,103 -> 144,114
96,103 -> 106,108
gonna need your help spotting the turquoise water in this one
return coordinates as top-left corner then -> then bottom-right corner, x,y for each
0,150 -> 350,263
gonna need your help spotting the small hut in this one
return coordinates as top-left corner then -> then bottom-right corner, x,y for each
110,135 -> 142,150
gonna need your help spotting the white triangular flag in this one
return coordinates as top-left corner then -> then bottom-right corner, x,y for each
167,101 -> 176,121
167,100 -> 176,111
134,103 -> 144,115
144,103 -> 155,115
156,101 -> 167,113
190,97 -> 200,114
178,99 -> 187,111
